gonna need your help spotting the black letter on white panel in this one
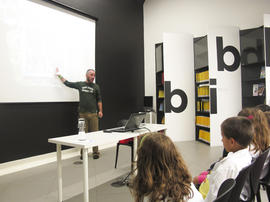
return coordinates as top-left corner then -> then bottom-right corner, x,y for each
216,37 -> 240,72
164,81 -> 188,113
210,88 -> 217,114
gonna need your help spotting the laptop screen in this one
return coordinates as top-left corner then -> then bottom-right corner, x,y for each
125,112 -> 146,130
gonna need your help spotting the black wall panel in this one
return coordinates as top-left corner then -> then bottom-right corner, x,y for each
266,27 -> 270,66
0,0 -> 145,163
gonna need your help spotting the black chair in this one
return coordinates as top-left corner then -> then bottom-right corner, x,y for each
248,148 -> 270,201
229,161 -> 255,202
114,119 -> 134,168
255,148 -> 270,202
256,168 -> 270,202
213,178 -> 236,202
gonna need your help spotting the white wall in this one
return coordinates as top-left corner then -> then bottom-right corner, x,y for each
144,0 -> 270,110
207,26 -> 242,146
163,33 -> 195,142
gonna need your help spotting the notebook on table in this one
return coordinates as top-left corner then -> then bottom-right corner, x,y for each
104,112 -> 146,133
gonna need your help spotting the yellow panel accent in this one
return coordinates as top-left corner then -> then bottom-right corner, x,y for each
197,101 -> 201,111
199,130 -> 210,142
196,116 -> 210,127
158,90 -> 164,98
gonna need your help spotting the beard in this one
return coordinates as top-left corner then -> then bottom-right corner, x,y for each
87,77 -> 94,83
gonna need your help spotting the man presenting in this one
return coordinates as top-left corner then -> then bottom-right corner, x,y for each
56,68 -> 103,159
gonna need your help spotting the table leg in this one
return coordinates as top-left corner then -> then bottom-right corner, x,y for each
149,111 -> 153,124
132,136 -> 138,172
83,148 -> 89,202
56,144 -> 62,202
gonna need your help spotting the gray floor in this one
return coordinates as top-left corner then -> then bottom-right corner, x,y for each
0,141 -> 268,202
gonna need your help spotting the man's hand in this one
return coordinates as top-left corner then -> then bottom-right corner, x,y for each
56,67 -> 65,82
56,67 -> 60,76
98,111 -> 103,118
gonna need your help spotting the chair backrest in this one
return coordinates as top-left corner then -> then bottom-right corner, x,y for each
213,178 -> 236,202
119,138 -> 133,144
260,154 -> 270,185
229,162 -> 254,202
259,147 -> 270,181
250,148 -> 270,196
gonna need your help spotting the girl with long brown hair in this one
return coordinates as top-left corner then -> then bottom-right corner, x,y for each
238,107 -> 270,156
131,133 -> 203,202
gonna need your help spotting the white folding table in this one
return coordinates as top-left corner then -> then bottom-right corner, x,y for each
48,123 -> 167,202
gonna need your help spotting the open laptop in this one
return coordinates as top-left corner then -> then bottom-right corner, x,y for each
104,112 -> 146,133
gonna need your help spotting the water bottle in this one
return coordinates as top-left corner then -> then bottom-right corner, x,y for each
78,118 -> 85,135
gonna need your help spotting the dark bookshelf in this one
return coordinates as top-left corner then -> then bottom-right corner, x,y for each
155,43 -> 164,124
194,36 -> 210,144
195,125 -> 210,145
195,67 -> 210,143
241,63 -> 265,107
240,26 -> 266,108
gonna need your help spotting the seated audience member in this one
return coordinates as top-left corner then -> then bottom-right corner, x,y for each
201,116 -> 254,202
131,132 -> 203,202
238,107 -> 270,158
260,111 -> 270,179
255,103 -> 270,112
263,111 -> 270,128
237,108 -> 270,199
195,108 -> 270,199
194,107 -> 270,192
222,105 -> 270,158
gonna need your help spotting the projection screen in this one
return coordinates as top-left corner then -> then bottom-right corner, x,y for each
0,0 -> 96,102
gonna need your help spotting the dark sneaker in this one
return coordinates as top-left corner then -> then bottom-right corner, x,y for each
93,153 -> 99,159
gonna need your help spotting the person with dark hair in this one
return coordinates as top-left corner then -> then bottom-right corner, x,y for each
255,104 -> 270,112
264,111 -> 270,129
222,106 -> 270,158
131,132 -> 203,202
238,107 -> 270,157
261,111 -> 270,179
200,116 -> 253,202
195,107 -> 270,191
56,68 -> 103,159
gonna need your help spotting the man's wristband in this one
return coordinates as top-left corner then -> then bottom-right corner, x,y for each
58,75 -> 63,79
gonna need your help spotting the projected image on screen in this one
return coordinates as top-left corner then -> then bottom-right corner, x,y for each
0,0 -> 95,102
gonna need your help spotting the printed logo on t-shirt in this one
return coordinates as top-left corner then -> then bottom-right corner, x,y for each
82,86 -> 94,93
